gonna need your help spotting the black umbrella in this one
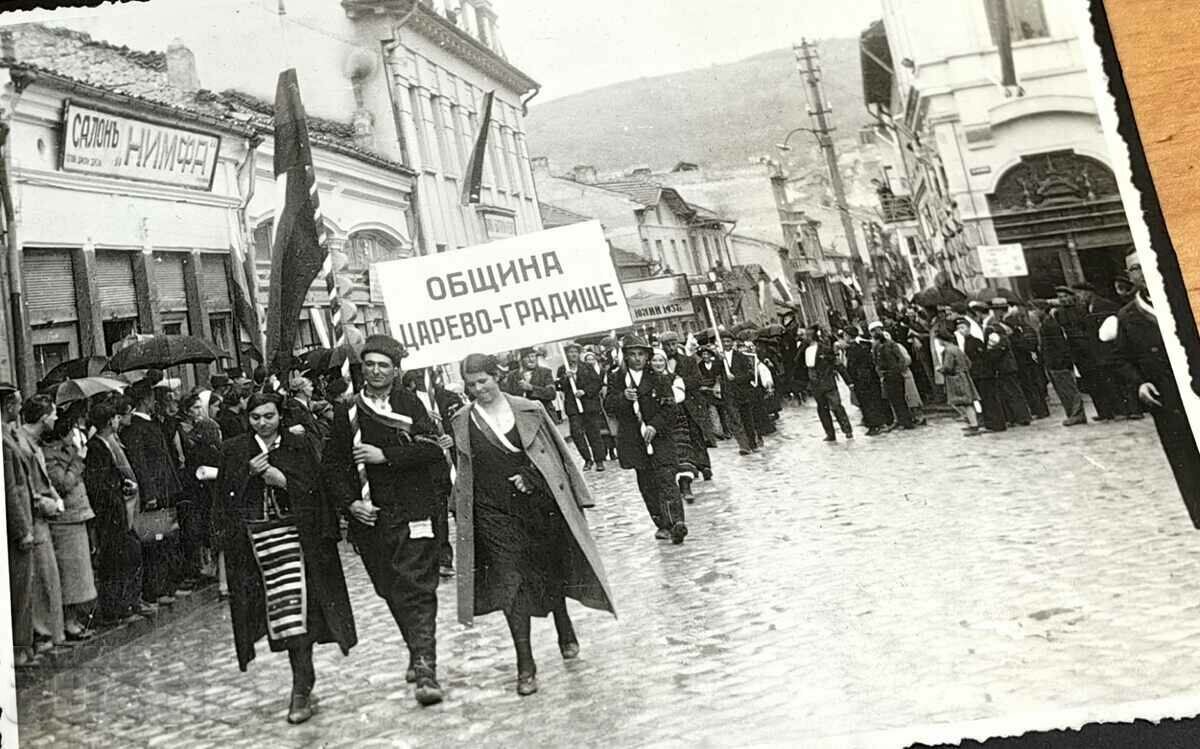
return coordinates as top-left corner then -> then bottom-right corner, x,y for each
911,285 -> 968,308
298,347 -> 331,374
38,355 -> 111,390
106,335 -> 227,373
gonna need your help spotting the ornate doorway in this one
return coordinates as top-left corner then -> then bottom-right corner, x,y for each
986,150 -> 1132,300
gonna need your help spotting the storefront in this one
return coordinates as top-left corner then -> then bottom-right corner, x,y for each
4,75 -> 249,389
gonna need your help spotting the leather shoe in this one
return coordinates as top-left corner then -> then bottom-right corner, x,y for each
654,528 -> 671,540
412,657 -> 443,706
517,671 -> 539,696
559,640 -> 580,660
670,521 -> 688,545
286,690 -> 314,725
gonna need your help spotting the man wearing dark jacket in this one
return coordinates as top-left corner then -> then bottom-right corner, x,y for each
842,326 -> 891,435
1061,284 -> 1121,420
983,301 -> 1032,428
121,378 -> 185,606
726,330 -> 764,454
502,347 -> 557,414
871,321 -> 914,430
1111,256 -> 1200,527
556,341 -> 606,471
1042,293 -> 1087,426
324,335 -> 452,706
804,325 -> 853,441
1003,302 -> 1050,419
613,335 -> 688,544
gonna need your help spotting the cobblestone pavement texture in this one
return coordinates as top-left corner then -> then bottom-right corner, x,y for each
14,401 -> 1200,747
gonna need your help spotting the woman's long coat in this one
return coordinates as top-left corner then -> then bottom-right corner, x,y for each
214,431 -> 356,671
451,394 -> 616,626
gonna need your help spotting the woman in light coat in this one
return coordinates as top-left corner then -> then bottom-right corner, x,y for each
43,402 -> 98,640
452,353 -> 616,696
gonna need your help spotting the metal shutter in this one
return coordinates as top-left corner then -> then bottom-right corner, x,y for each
24,250 -> 78,325
96,251 -> 137,318
201,254 -> 231,311
156,253 -> 187,311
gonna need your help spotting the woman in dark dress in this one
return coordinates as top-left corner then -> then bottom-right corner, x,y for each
214,393 -> 356,725
452,354 -> 616,697
83,398 -> 152,623
179,391 -> 222,582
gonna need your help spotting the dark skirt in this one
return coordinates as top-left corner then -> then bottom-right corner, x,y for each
473,489 -> 569,618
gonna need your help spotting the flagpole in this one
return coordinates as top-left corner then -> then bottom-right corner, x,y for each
422,367 -> 456,482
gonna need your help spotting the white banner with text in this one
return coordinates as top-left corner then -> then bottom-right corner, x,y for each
375,221 -> 633,369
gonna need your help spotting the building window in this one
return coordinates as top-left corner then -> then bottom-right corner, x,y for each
985,0 -> 1049,43
408,87 -> 431,166
431,96 -> 456,176
253,222 -> 272,261
33,342 -> 71,384
654,239 -> 665,266
641,238 -> 650,257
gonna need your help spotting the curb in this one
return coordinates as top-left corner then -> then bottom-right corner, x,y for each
16,582 -> 222,689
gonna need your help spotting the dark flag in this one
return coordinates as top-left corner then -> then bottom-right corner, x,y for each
460,90 -> 495,205
265,68 -> 327,373
985,0 -> 1018,88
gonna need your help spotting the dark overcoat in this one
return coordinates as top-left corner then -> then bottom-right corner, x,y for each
1112,297 -> 1200,528
120,416 -> 182,509
451,395 -> 616,626
556,362 -> 604,416
611,367 -> 679,470
215,431 -> 356,671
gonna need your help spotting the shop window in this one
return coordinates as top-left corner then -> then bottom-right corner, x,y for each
209,315 -> 234,370
985,0 -> 1048,44
34,342 -> 71,384
253,222 -> 273,262
103,319 -> 137,357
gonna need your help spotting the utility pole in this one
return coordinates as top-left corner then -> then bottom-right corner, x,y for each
794,39 -> 878,322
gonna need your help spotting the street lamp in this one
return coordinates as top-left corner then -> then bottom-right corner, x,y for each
776,126 -> 821,152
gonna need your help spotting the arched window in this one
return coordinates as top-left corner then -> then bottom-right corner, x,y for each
348,230 -> 404,268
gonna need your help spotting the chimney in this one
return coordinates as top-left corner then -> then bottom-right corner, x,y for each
166,38 -> 200,92
530,156 -> 550,184
571,164 -> 597,185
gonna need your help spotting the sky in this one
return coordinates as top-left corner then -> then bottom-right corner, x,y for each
497,0 -> 884,102
1,0 -> 884,103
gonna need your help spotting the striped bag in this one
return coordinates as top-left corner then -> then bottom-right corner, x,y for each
247,483 -> 308,642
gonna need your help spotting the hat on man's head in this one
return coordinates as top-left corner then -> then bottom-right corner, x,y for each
518,346 -> 539,357
210,374 -> 230,389
735,329 -> 757,342
360,334 -> 408,366
988,297 -> 1010,309
1070,282 -> 1096,293
622,335 -> 653,353
967,300 -> 989,311
1053,285 -> 1075,295
867,320 -> 884,331
563,341 -> 582,353
658,331 -> 681,345
0,382 -> 17,399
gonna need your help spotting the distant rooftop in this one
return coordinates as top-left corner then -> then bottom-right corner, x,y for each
0,23 -> 414,175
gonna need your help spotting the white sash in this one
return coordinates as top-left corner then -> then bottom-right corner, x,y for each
470,402 -> 522,454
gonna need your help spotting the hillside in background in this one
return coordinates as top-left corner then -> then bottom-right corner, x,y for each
524,39 -> 871,175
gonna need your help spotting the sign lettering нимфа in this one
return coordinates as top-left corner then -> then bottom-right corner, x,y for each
60,101 -> 221,190
622,274 -> 694,323
976,243 -> 1029,278
375,221 -> 633,369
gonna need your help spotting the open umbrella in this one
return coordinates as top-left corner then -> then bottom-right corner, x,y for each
54,376 -> 127,406
38,355 -> 111,390
911,285 -> 968,308
106,335 -> 227,373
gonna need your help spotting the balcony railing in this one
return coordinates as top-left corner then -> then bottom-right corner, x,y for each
878,193 -> 917,224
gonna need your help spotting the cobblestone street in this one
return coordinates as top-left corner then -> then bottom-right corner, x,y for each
16,403 -> 1200,748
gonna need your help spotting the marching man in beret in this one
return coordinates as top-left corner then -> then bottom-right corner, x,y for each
324,334 -> 454,707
